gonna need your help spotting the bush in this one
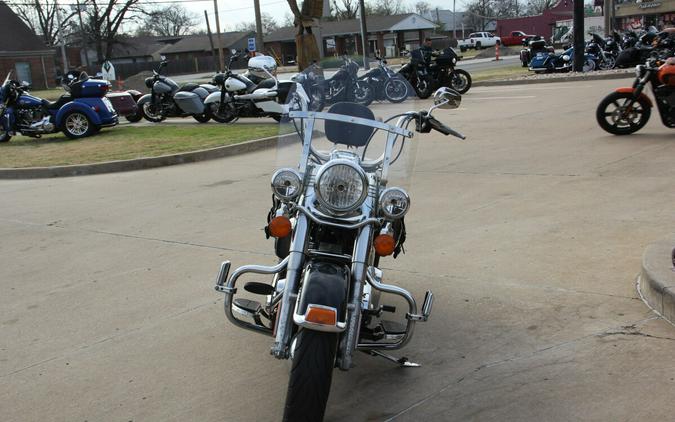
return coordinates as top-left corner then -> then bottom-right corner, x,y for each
320,55 -> 365,69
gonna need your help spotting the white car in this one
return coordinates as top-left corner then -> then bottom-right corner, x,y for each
459,32 -> 502,50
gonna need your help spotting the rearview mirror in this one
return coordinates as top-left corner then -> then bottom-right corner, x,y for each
231,48 -> 237,55
433,87 -> 461,110
160,55 -> 166,61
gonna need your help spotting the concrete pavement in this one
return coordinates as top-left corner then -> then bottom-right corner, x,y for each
2,78 -> 675,421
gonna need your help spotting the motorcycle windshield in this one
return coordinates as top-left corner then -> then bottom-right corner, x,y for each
274,77 -> 430,195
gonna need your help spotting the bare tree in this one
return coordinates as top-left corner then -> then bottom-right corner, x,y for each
414,1 -> 431,15
287,0 -> 321,70
82,0 -> 142,63
332,0 -> 358,20
142,5 -> 197,37
371,0 -> 408,16
526,0 -> 557,14
282,12 -> 295,27
10,0 -> 77,47
235,12 -> 278,35
464,0 -> 495,31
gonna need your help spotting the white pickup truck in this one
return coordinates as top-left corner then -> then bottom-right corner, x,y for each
458,32 -> 502,51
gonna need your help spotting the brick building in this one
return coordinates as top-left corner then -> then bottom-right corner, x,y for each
495,0 -> 575,38
0,1 -> 56,89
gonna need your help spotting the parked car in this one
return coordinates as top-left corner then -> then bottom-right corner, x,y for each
458,32 -> 502,51
500,31 -> 536,46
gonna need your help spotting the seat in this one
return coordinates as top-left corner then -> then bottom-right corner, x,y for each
255,78 -> 276,90
325,102 -> 375,147
178,83 -> 199,92
42,94 -> 72,110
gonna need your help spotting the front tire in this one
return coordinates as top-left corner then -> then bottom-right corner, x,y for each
415,78 -> 432,99
142,102 -> 165,123
0,130 -> 11,143
353,81 -> 373,106
193,113 -> 210,123
384,76 -> 409,103
450,69 -> 472,94
62,111 -> 94,139
282,330 -> 338,422
207,101 -> 238,124
596,91 -> 651,135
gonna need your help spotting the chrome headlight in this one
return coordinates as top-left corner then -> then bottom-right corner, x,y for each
271,168 -> 302,201
379,187 -> 410,220
315,160 -> 368,213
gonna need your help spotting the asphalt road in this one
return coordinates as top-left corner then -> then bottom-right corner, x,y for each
2,79 -> 675,422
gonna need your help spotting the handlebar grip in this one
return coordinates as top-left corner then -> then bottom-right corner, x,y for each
428,116 -> 466,140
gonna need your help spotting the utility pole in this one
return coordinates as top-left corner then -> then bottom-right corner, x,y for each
54,0 -> 69,72
573,0 -> 584,72
253,0 -> 264,54
451,3 -> 456,39
213,0 -> 225,70
204,10 -> 216,65
75,0 -> 89,67
358,0 -> 368,69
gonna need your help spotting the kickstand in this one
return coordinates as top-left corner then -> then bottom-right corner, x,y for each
363,350 -> 421,367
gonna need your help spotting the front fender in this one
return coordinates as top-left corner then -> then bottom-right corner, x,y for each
293,261 -> 350,332
615,87 -> 653,107
136,93 -> 152,106
55,102 -> 102,126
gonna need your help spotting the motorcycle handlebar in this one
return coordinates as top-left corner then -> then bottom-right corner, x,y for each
427,115 -> 465,139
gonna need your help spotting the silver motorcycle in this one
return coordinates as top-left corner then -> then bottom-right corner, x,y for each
215,87 -> 464,421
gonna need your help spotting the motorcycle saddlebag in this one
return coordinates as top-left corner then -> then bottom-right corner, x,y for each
174,91 -> 205,114
106,92 -> 137,116
70,78 -> 110,98
530,39 -> 547,50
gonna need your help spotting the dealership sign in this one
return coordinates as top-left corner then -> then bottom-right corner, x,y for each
638,1 -> 662,9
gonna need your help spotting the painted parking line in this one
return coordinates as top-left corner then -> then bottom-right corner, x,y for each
465,95 -> 537,100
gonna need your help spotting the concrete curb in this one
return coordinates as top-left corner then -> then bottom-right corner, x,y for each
473,70 -> 634,87
0,133 -> 293,179
638,239 -> 675,325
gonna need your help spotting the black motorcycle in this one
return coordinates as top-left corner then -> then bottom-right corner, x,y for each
399,47 -> 472,98
586,33 -> 616,70
324,56 -> 373,106
358,55 -> 410,103
291,62 -> 326,111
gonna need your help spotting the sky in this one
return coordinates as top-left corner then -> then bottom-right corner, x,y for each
135,0 -> 467,32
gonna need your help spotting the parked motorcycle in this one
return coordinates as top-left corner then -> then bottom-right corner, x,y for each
214,87 -> 464,421
323,56 -> 374,106
586,33 -> 616,70
137,57 -> 218,123
399,47 -> 472,97
205,51 -> 309,123
0,71 -> 118,142
291,62 -> 326,111
520,37 -> 554,67
596,57 -> 675,135
528,46 -> 596,73
358,55 -> 410,103
107,89 -> 142,123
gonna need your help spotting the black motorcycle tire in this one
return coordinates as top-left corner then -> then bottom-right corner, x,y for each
596,91 -> 651,135
61,111 -> 94,139
282,329 -> 338,422
415,79 -> 433,99
383,76 -> 409,103
450,69 -> 472,94
353,81 -> 373,106
0,131 -> 11,143
193,113 -> 210,123
141,102 -> 165,123
125,110 -> 143,123
207,102 -> 238,124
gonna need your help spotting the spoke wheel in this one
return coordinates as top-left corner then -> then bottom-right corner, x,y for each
352,81 -> 373,106
384,77 -> 409,103
208,102 -> 238,123
596,91 -> 651,135
450,69 -> 472,94
599,56 -> 616,70
62,112 -> 93,139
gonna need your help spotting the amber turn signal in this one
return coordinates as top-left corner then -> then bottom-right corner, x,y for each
268,216 -> 292,238
305,305 -> 337,325
374,234 -> 396,256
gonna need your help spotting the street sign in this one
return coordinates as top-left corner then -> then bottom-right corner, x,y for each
101,60 -> 116,81
248,37 -> 256,52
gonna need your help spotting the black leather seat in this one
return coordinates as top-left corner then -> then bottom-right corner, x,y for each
178,83 -> 199,92
42,94 -> 72,110
255,78 -> 276,90
325,102 -> 375,147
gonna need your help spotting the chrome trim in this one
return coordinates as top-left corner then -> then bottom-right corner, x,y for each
271,168 -> 302,201
271,213 -> 310,359
293,304 -> 347,333
379,187 -> 410,220
289,110 -> 413,137
337,224 -> 373,371
294,204 -> 380,229
215,258 -> 289,336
